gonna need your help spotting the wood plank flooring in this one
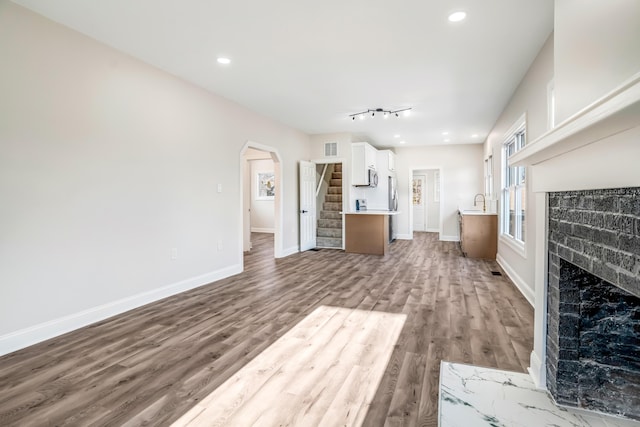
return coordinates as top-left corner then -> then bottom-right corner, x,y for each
0,232 -> 534,426
171,306 -> 406,426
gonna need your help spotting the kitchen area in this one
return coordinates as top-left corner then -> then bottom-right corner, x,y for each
310,139 -> 493,260
343,142 -> 400,256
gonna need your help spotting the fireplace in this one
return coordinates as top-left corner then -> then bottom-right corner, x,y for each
546,188 -> 640,420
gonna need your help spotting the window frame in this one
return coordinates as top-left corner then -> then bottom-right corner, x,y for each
484,154 -> 493,199
500,114 -> 527,256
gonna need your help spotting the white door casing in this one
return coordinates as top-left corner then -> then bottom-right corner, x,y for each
299,161 -> 316,251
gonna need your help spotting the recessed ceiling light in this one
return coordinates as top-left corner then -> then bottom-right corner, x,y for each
399,140 -> 406,144
448,11 -> 467,22
472,134 -> 479,138
442,131 -> 449,135
217,57 -> 231,65
394,134 -> 400,138
444,139 -> 450,142
403,110 -> 411,117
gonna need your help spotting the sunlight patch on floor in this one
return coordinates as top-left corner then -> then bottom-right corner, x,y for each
171,305 -> 406,427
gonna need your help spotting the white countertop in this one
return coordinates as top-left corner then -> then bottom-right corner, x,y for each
458,209 -> 497,216
341,210 -> 401,215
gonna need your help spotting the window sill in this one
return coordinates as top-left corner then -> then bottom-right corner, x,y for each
499,234 -> 527,258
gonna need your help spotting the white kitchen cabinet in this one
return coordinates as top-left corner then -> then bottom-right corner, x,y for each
351,142 -> 377,185
387,151 -> 395,172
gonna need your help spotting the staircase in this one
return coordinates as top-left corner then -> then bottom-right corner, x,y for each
316,164 -> 342,248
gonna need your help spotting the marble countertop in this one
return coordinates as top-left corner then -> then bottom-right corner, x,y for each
439,361 -> 640,427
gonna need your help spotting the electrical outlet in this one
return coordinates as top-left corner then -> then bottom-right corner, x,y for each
217,183 -> 222,193
217,240 -> 223,251
171,247 -> 178,260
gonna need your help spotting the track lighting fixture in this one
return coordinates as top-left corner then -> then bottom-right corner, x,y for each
349,107 -> 412,120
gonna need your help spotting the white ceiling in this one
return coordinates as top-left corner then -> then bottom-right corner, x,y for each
13,0 -> 554,148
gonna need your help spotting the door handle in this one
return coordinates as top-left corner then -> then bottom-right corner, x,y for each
301,210 -> 308,213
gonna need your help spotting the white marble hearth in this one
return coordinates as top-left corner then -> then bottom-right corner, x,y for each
438,362 -> 640,427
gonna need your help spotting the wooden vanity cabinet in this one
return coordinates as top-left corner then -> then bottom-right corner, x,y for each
459,213 -> 498,259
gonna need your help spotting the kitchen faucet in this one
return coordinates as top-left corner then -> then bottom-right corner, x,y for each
474,193 -> 486,212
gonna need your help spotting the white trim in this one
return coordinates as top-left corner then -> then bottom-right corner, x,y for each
311,158 -> 347,250
499,234 -> 527,258
0,264 -> 242,357
528,350 -> 545,389
439,235 -> 459,242
496,254 -> 534,306
240,141 -> 283,259
279,245 -> 300,258
511,70 -> 640,167
504,113 -> 527,142
396,233 -> 413,240
547,79 -> 556,131
425,228 -> 439,233
408,166 -> 444,241
251,227 -> 274,233
530,191 -> 549,391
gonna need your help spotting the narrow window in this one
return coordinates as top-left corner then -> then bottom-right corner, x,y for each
501,117 -> 526,249
484,155 -> 493,199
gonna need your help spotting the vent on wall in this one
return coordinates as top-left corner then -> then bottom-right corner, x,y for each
324,142 -> 338,157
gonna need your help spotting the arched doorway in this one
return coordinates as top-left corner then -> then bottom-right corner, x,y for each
240,142 -> 283,264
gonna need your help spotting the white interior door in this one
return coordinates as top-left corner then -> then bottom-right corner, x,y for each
299,161 -> 317,251
412,175 -> 426,231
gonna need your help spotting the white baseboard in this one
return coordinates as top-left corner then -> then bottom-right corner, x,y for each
426,228 -> 439,233
528,350 -> 546,389
395,234 -> 413,240
496,254 -> 535,306
278,245 -> 299,258
440,235 -> 460,242
250,227 -> 275,233
0,264 -> 242,357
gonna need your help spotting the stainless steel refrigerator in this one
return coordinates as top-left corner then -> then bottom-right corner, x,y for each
388,175 -> 398,242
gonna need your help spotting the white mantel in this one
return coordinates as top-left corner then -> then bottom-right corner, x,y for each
512,70 -> 640,178
513,71 -> 640,389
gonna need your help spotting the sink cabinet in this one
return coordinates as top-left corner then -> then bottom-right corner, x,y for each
459,213 -> 498,259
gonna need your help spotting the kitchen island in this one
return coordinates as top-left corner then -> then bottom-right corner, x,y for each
342,210 -> 401,255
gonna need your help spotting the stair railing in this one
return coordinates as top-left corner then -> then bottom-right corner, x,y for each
315,163 -> 329,197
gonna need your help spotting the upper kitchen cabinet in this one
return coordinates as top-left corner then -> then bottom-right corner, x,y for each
377,150 -> 396,173
386,150 -> 396,172
352,142 -> 377,185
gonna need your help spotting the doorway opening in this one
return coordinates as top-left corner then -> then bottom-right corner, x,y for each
240,142 -> 283,263
299,159 -> 346,252
410,168 -> 442,238
315,162 -> 343,249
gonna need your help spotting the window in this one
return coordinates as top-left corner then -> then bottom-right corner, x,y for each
484,155 -> 493,199
501,117 -> 526,249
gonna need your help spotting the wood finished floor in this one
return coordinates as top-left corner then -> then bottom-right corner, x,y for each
0,232 -> 534,426
171,306 -> 406,426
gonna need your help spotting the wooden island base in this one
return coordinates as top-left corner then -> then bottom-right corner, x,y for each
345,213 -> 390,255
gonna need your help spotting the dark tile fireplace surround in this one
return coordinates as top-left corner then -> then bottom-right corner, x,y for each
547,188 -> 640,420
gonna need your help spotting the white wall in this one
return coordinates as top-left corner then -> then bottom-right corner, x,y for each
395,144 -> 484,241
250,159 -> 275,232
554,0 -> 640,123
0,3 -> 310,353
483,34 -> 554,304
